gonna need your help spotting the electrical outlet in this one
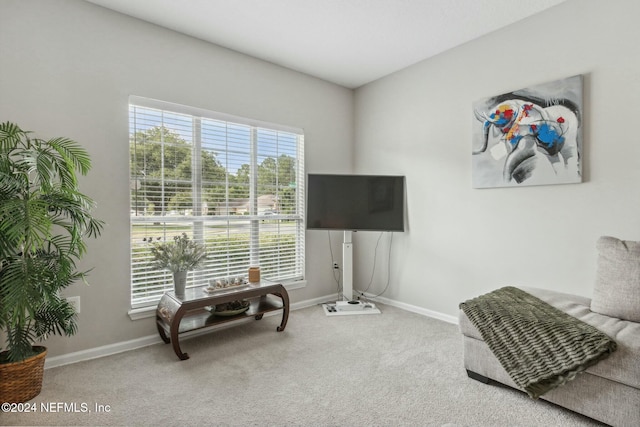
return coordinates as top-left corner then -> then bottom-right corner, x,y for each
333,262 -> 339,269
66,296 -> 81,314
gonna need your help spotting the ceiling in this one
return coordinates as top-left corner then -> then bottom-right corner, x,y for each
85,0 -> 567,89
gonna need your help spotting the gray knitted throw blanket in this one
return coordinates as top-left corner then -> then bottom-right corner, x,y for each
460,286 -> 617,399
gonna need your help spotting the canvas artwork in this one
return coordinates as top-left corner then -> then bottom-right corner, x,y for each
472,75 -> 583,188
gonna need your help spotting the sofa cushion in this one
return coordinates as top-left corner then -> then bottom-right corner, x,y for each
592,236 -> 640,322
459,286 -> 640,390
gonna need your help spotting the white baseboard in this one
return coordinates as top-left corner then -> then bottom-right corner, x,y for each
372,295 -> 459,325
44,334 -> 161,369
45,294 -> 456,369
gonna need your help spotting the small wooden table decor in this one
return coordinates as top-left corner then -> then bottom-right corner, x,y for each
156,281 -> 289,360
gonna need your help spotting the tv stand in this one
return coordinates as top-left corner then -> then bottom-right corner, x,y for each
342,230 -> 354,301
323,231 -> 381,316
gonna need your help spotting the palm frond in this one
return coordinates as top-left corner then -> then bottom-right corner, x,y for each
33,297 -> 78,339
0,122 -> 28,153
4,326 -> 38,362
47,136 -> 92,176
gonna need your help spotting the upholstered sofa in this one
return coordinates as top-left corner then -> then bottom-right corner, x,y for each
459,237 -> 640,427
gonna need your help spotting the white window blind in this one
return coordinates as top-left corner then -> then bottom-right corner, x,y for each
129,97 -> 305,308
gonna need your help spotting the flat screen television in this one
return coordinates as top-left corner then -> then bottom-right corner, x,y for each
306,174 -> 405,232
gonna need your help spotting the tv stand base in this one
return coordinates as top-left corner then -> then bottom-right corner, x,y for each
322,301 -> 381,316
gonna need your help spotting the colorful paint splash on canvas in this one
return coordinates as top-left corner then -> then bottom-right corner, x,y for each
472,75 -> 583,188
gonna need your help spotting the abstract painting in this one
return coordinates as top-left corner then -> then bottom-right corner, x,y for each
472,75 -> 583,188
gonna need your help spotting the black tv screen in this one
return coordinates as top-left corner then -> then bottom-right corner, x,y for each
306,174 -> 405,231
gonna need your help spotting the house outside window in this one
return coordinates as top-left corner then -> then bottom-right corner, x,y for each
129,96 -> 305,308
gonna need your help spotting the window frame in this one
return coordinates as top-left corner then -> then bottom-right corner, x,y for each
128,96 -> 306,310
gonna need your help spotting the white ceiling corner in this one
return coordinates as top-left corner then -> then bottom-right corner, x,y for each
84,0 -> 567,88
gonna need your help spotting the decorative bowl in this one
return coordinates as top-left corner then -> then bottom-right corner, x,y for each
211,300 -> 250,316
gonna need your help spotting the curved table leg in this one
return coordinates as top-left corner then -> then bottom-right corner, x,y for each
156,319 -> 170,344
170,309 -> 190,360
275,287 -> 290,332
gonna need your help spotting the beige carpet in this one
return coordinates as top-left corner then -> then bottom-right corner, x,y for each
3,303 -> 604,426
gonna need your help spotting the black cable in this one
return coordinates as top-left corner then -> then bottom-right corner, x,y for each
369,232 -> 394,299
360,232 -> 384,295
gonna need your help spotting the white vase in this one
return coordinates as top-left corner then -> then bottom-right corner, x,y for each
173,271 -> 187,298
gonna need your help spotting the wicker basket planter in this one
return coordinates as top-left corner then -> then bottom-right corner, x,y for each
0,346 -> 47,403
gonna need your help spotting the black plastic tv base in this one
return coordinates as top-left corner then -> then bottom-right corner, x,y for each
466,369 -> 491,384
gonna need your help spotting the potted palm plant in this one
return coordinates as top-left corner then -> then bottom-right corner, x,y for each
0,122 -> 104,403
148,232 -> 206,298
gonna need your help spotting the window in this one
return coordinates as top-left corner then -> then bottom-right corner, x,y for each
129,97 -> 305,308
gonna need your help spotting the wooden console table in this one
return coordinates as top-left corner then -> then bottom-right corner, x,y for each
156,281 -> 289,360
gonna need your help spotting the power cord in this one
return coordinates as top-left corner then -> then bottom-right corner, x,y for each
355,232 -> 394,300
359,232 -> 384,295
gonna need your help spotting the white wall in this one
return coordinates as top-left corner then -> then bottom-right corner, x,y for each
0,0 -> 353,357
353,0 -> 640,317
